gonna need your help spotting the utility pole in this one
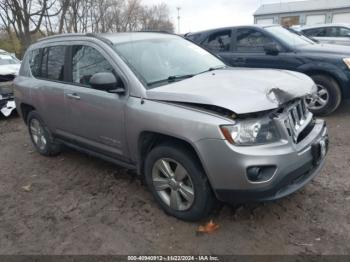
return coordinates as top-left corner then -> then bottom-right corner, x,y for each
177,7 -> 181,34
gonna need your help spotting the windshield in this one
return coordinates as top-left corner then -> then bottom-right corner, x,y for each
113,36 -> 225,88
0,54 -> 19,65
265,26 -> 315,46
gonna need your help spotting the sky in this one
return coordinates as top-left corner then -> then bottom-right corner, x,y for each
142,0 -> 305,33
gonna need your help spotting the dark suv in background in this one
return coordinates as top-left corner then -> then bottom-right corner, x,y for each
185,25 -> 350,115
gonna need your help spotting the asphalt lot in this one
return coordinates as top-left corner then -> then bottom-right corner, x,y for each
0,102 -> 349,255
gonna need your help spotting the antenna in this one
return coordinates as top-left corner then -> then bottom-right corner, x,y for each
177,7 -> 181,34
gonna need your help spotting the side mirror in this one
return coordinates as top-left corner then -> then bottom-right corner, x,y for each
264,43 -> 280,55
90,72 -> 124,94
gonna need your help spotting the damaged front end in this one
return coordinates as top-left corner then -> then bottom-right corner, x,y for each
0,74 -> 16,117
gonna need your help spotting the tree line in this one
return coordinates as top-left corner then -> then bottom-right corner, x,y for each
0,0 -> 174,57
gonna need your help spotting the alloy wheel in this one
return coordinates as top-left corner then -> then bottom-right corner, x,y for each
305,84 -> 329,111
152,158 -> 195,211
30,119 -> 47,151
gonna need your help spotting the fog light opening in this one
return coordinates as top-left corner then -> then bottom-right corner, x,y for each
247,166 -> 276,183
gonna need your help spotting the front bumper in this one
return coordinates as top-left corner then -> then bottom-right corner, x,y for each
195,119 -> 328,203
0,81 -> 16,117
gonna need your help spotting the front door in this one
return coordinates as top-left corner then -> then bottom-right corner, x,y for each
228,28 -> 300,71
60,44 -> 129,161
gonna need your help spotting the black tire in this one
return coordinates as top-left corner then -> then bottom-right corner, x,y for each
144,143 -> 216,222
27,111 -> 61,156
308,74 -> 342,116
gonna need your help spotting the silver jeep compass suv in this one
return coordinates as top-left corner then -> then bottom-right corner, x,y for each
14,32 -> 328,221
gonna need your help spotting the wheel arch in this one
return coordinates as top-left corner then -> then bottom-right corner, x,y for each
19,103 -> 36,124
137,131 -> 208,180
300,68 -> 344,98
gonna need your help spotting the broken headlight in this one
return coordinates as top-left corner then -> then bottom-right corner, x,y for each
220,117 -> 280,146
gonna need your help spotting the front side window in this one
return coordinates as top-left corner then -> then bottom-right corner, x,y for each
328,27 -> 339,37
339,27 -> 350,37
204,30 -> 232,52
266,26 -> 314,46
236,29 -> 274,52
72,45 -> 114,87
112,36 -> 225,88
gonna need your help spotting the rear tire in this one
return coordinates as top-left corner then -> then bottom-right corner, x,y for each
306,74 -> 342,116
144,143 -> 216,222
27,111 -> 61,156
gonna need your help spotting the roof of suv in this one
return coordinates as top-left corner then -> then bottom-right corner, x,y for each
185,24 -> 277,36
36,31 -> 177,45
298,23 -> 350,31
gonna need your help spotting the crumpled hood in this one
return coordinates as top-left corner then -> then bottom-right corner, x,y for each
146,68 -> 315,114
0,64 -> 20,76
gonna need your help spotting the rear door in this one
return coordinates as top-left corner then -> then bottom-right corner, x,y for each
30,45 -> 71,133
61,43 -> 129,161
200,29 -> 234,64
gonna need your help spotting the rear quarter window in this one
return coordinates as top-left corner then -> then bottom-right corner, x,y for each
29,49 -> 41,78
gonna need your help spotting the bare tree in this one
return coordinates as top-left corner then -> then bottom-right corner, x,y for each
0,0 -> 61,55
0,0 -> 174,55
140,3 -> 174,32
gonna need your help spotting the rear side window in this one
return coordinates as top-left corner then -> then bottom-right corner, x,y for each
319,27 -> 350,37
46,46 -> 66,81
186,33 -> 201,43
236,29 -> 274,52
71,45 -> 113,87
29,49 -> 41,77
204,30 -> 232,52
38,46 -> 66,81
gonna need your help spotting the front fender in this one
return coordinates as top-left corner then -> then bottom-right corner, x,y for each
298,63 -> 350,98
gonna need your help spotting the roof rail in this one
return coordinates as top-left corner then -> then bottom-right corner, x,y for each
36,33 -> 113,45
137,30 -> 176,35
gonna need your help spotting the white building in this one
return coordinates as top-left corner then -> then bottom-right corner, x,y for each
254,0 -> 350,26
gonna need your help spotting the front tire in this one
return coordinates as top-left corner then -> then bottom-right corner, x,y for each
27,111 -> 61,156
306,74 -> 342,116
144,143 -> 216,221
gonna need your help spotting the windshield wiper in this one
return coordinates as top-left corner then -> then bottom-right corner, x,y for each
148,74 -> 195,86
198,65 -> 227,75
147,66 -> 227,86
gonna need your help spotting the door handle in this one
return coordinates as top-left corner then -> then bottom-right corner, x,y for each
66,93 -> 81,100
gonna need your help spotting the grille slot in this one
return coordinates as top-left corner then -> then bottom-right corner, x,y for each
284,100 -> 312,143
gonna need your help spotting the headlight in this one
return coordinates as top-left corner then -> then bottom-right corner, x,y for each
220,117 -> 280,146
343,58 -> 350,69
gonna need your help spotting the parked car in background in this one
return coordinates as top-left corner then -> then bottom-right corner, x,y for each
0,49 -> 20,117
15,33 -> 328,221
295,24 -> 350,46
185,25 -> 350,115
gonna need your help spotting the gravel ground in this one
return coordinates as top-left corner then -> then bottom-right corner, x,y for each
0,102 -> 349,255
